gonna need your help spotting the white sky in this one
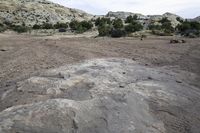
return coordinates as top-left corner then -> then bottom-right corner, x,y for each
49,0 -> 200,18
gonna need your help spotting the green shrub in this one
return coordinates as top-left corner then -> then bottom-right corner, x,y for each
70,20 -> 93,33
54,22 -> 68,29
125,15 -> 138,23
159,17 -> 170,23
111,29 -> 126,38
98,25 -> 111,36
42,23 -> 54,29
176,21 -> 200,37
176,17 -> 183,23
79,21 -> 93,30
69,20 -> 79,30
161,22 -> 174,33
125,21 -> 143,33
113,18 -> 123,29
76,25 -> 87,33
11,25 -> 29,33
0,23 -> 6,32
33,24 -> 41,29
95,17 -> 111,26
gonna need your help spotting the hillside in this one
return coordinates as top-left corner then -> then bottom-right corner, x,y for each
191,16 -> 200,22
0,0 -> 93,26
106,11 -> 183,27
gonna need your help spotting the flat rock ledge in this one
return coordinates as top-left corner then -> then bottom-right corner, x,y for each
0,58 -> 200,133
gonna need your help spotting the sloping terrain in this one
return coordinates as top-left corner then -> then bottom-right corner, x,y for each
0,0 -> 93,26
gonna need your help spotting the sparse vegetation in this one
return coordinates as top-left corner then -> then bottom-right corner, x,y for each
97,16 -> 143,37
125,15 -> 138,23
149,17 -> 174,36
11,25 -> 29,33
176,21 -> 200,37
33,24 -> 41,29
95,17 -> 111,26
69,20 -> 79,30
54,22 -> 68,29
70,20 -> 93,33
112,18 -> 123,29
110,29 -> 126,38
98,25 -> 111,36
0,23 -> 6,32
42,23 -> 54,29
125,21 -> 143,33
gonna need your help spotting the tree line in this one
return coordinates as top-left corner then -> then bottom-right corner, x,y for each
0,15 -> 200,37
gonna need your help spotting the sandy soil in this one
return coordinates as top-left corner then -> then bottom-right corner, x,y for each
0,34 -> 199,90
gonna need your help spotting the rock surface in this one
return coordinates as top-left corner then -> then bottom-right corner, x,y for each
0,0 -> 93,26
0,58 -> 200,133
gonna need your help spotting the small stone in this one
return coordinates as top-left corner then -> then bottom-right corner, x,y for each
176,80 -> 182,83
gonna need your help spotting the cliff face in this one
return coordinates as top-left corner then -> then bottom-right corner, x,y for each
0,0 -> 93,26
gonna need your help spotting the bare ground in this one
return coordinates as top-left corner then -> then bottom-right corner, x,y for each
0,34 -> 200,88
0,34 -> 200,133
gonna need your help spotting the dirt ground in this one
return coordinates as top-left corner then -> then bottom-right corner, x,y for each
0,33 -> 200,91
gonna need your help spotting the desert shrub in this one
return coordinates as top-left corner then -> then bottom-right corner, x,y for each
159,17 -> 170,23
11,25 -> 29,33
54,22 -> 68,29
42,23 -> 54,29
32,24 -> 41,29
69,20 -> 79,30
70,20 -> 93,33
79,20 -> 93,30
125,15 -> 138,23
76,25 -> 87,33
3,21 -> 12,27
161,22 -> 174,33
176,21 -> 200,37
98,25 -> 111,36
0,26 -> 6,33
112,18 -> 123,29
0,23 -> 6,32
111,29 -> 126,38
176,17 -> 183,23
125,21 -> 143,33
95,17 -> 111,26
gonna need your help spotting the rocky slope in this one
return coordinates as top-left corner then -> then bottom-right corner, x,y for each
106,11 -> 147,20
106,11 -> 183,27
0,0 -> 197,28
0,0 -> 93,26
0,58 -> 200,133
191,16 -> 200,22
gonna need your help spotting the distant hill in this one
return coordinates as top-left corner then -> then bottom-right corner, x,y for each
0,0 -> 199,28
106,11 -> 184,27
0,0 -> 93,26
191,16 -> 200,22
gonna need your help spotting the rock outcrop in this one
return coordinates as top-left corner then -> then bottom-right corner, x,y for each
0,0 -> 93,26
106,11 -> 183,27
191,16 -> 200,22
0,58 -> 200,133
106,11 -> 148,20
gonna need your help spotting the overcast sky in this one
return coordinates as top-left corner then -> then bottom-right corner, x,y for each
49,0 -> 200,18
